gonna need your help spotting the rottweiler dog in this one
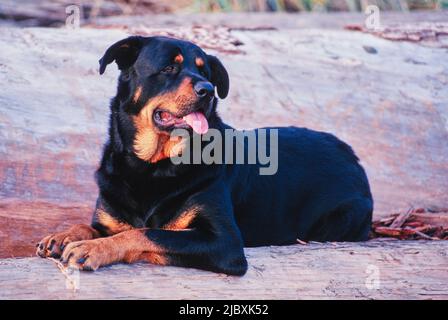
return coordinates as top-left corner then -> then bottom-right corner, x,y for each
37,36 -> 373,275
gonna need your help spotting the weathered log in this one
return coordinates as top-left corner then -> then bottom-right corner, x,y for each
1,14 -> 448,258
0,200 -> 93,258
0,0 -> 174,27
0,241 -> 447,299
345,21 -> 448,48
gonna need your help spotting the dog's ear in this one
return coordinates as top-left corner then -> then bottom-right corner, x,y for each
99,36 -> 145,75
207,55 -> 229,99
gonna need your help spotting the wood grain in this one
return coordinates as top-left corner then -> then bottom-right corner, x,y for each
0,241 -> 446,299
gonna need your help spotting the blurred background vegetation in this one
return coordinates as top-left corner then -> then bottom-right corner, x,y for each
189,0 -> 447,12
148,0 -> 448,12
0,0 -> 446,28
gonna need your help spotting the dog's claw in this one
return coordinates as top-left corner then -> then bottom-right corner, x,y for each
77,257 -> 87,264
47,239 -> 56,251
36,225 -> 98,259
62,252 -> 73,265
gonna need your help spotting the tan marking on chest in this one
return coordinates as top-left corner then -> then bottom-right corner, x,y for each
163,206 -> 201,230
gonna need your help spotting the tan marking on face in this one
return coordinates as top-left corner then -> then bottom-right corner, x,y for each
174,54 -> 184,64
97,208 -> 133,236
195,57 -> 204,67
132,78 -> 194,163
163,206 -> 201,230
133,86 -> 142,103
132,107 -> 160,162
148,133 -> 185,163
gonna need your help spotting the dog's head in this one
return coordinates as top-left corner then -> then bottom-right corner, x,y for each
99,36 -> 229,163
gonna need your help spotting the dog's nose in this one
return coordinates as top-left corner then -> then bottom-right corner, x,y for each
194,81 -> 214,98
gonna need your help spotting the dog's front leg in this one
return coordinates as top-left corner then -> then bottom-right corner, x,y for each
61,188 -> 248,275
61,225 -> 247,275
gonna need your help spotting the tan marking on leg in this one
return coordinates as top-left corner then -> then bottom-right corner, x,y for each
118,230 -> 169,265
97,209 -> 133,236
138,252 -> 169,265
62,229 -> 168,270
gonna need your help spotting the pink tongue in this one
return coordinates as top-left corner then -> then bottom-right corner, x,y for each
182,112 -> 209,134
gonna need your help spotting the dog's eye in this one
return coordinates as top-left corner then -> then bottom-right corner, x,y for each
161,65 -> 177,74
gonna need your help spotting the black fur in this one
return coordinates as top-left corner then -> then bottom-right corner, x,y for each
92,36 -> 373,275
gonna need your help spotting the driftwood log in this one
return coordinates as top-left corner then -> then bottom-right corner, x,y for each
0,13 -> 447,299
0,241 -> 447,299
1,17 -> 448,257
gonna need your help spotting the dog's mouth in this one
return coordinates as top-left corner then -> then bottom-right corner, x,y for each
153,109 -> 209,134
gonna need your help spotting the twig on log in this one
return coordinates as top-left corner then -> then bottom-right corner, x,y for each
48,258 -> 79,292
408,213 -> 448,227
379,215 -> 398,225
374,227 -> 415,238
390,207 -> 414,228
405,228 -> 439,241
404,221 -> 424,228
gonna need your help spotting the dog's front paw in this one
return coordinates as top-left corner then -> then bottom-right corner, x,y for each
60,238 -> 120,271
36,224 -> 99,258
